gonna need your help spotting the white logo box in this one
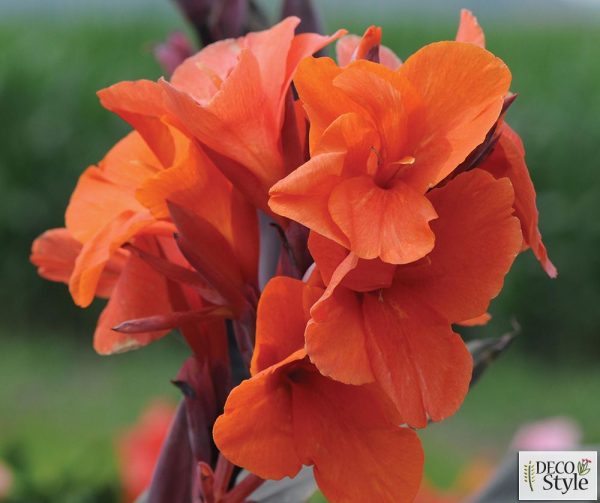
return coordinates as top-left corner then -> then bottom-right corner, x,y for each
519,451 -> 597,501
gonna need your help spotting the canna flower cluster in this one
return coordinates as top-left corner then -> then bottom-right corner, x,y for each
31,9 -> 555,503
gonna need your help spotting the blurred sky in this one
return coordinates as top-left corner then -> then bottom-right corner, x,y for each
2,0 -> 600,24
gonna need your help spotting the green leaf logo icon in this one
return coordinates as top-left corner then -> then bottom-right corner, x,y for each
578,459 -> 591,476
524,461 -> 536,491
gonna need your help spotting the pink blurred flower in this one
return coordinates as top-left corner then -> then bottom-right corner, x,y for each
511,417 -> 582,450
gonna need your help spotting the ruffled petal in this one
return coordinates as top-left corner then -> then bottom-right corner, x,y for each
294,57 -> 366,149
31,228 -> 81,285
160,49 -> 284,211
270,112 -> 380,246
398,41 -> 511,191
395,170 -> 523,322
269,151 -> 349,245
65,132 -> 159,243
31,228 -> 126,298
69,211 -> 156,307
213,352 -> 305,480
170,39 -> 242,103
328,175 -> 437,264
332,61 -> 411,163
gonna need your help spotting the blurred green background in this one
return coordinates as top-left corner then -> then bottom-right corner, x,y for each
1,0 -> 599,500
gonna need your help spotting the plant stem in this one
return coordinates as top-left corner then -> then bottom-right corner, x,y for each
213,454 -> 235,500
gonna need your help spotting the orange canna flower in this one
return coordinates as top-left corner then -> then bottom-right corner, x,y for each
214,276 -> 424,503
31,11 -> 556,501
98,17 -> 345,213
32,125 -> 257,355
305,170 -> 523,427
269,39 -> 512,265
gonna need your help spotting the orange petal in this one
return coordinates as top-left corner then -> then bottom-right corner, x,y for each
306,232 -> 346,286
362,293 -> 473,427
213,352 -> 306,480
398,41 -> 511,191
246,17 -> 345,128
294,57 -> 366,149
69,210 -> 155,307
285,27 -> 347,99
160,49 -> 283,212
396,170 -> 523,322
269,151 -> 349,245
269,112 -> 379,241
31,228 -> 81,285
306,282 -> 375,385
328,175 -> 437,264
308,231 -> 395,292
480,124 -> 557,277
353,26 -> 383,62
98,81 -> 175,167
292,372 -> 424,503
332,61 -> 411,164
252,277 -> 323,375
31,228 -> 127,299
93,239 -> 173,354
65,131 -> 159,243
312,111 -> 380,166
307,256 -> 472,427
243,17 -> 300,124
170,39 -> 242,103
336,34 -> 402,69
304,252 -> 375,385
101,20 -> 343,213
455,9 -> 486,48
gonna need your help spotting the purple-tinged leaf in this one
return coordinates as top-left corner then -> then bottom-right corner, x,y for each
126,243 -> 227,306
112,307 -> 232,334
